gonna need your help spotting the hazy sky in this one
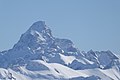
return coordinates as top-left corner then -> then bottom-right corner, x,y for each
0,0 -> 120,54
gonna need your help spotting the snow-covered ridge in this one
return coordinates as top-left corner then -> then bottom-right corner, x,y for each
0,21 -> 120,80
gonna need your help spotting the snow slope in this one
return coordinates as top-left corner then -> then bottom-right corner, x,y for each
0,21 -> 120,80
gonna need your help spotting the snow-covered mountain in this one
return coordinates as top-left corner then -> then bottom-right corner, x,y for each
0,21 -> 120,80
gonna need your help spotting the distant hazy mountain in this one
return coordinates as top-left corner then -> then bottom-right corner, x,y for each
0,21 -> 120,80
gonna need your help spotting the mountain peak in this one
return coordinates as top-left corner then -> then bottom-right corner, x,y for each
0,21 -> 120,80
29,21 -> 47,32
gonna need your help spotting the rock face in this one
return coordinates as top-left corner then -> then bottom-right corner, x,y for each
0,21 -> 120,80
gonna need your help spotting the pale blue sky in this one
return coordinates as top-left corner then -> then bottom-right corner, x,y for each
0,0 -> 120,54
